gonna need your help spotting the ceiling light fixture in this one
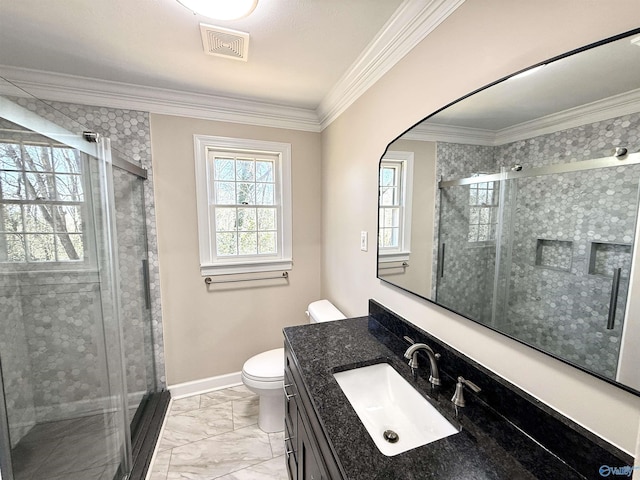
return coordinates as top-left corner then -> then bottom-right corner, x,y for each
177,0 -> 258,21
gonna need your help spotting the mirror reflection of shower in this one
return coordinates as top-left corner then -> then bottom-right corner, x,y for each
435,145 -> 640,380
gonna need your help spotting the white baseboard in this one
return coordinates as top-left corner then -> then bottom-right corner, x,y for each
169,372 -> 242,399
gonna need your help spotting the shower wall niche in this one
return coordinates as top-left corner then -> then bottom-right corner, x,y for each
435,111 -> 640,379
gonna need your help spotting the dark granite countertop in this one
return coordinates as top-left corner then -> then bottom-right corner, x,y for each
283,316 -> 587,480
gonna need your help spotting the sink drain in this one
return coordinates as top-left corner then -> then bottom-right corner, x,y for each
383,430 -> 399,443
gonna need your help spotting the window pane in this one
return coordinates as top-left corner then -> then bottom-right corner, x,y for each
23,204 -> 53,232
469,186 -> 478,205
56,234 -> 83,261
214,158 -> 235,180
56,174 -> 84,201
53,147 -> 81,174
383,208 -> 399,228
27,234 -> 55,261
5,234 -> 26,261
256,161 -> 274,182
258,232 -> 276,254
23,145 -> 53,172
236,159 -> 255,181
469,207 -> 479,224
216,232 -> 237,256
2,205 -> 23,232
380,167 -> 396,187
479,208 -> 490,224
215,207 -> 237,232
58,205 -> 83,233
237,208 -> 256,231
477,189 -> 487,205
486,189 -> 494,205
215,181 -> 236,204
1,171 -> 25,199
255,183 -> 274,205
380,228 -> 398,248
236,183 -> 255,205
25,172 -> 55,200
257,208 -> 276,230
380,186 -> 397,206
238,232 -> 257,255
0,143 -> 21,170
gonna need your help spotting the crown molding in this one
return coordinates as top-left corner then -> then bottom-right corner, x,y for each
0,65 -> 322,132
317,0 -> 466,130
495,88 -> 640,145
400,88 -> 640,147
0,0 -> 465,133
402,123 -> 495,146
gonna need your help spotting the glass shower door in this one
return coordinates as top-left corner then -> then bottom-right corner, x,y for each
112,166 -> 157,435
436,178 -> 501,325
495,163 -> 640,379
0,109 -> 130,479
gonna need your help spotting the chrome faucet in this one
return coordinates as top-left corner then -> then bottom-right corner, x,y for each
403,343 -> 441,386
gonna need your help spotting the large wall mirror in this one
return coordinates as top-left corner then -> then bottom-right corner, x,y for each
377,29 -> 640,393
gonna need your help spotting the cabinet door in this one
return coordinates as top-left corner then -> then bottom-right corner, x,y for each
297,412 -> 328,480
284,369 -> 298,442
285,418 -> 297,480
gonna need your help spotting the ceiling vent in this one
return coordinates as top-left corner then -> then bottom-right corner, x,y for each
199,24 -> 250,61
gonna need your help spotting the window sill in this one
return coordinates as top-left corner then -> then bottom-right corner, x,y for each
378,252 -> 410,263
200,258 -> 293,277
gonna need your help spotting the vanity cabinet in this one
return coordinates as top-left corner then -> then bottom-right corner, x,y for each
284,342 -> 342,480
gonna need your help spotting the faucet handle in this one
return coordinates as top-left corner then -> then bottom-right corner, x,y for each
451,376 -> 481,407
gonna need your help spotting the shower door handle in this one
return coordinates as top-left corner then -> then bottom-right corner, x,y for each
607,268 -> 622,330
142,259 -> 152,310
439,243 -> 446,279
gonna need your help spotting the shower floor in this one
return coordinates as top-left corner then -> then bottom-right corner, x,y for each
10,413 -> 121,480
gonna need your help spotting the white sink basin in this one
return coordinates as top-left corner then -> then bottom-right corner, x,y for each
333,363 -> 458,456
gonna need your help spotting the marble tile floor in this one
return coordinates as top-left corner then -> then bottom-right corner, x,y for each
148,385 -> 288,480
10,413 -> 121,480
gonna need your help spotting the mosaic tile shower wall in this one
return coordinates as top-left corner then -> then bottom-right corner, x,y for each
434,112 -> 640,378
0,276 -> 35,447
434,143 -> 497,323
0,99 -> 165,434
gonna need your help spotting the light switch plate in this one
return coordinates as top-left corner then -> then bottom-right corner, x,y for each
360,231 -> 368,251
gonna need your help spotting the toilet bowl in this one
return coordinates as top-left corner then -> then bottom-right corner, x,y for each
241,299 -> 346,433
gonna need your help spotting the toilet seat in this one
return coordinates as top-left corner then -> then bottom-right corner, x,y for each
241,348 -> 284,389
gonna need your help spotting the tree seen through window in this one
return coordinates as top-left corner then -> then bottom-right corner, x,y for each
0,141 -> 86,263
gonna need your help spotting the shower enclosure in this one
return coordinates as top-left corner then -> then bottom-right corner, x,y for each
436,153 -> 640,380
0,80 -> 165,480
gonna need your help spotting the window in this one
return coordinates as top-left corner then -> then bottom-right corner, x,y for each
194,135 -> 292,276
0,141 -> 88,264
468,180 -> 498,243
378,151 -> 413,262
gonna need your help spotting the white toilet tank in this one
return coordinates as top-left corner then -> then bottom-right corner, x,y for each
306,299 -> 346,323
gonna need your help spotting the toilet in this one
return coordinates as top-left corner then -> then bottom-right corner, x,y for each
241,299 -> 346,433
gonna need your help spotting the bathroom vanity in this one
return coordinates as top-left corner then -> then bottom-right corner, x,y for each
283,300 -> 632,480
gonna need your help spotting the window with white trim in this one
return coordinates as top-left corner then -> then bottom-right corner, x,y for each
0,141 -> 89,264
194,135 -> 292,276
378,151 -> 413,262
